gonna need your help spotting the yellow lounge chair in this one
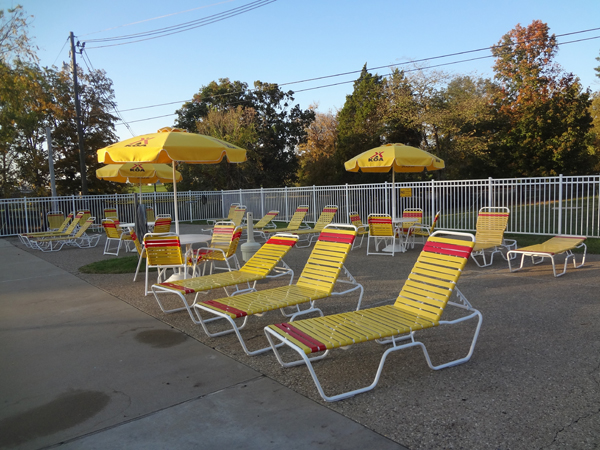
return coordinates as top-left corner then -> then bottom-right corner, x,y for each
150,233 -> 298,322
470,207 -> 516,267
243,210 -> 278,238
47,211 -> 66,231
261,205 -> 310,235
264,230 -> 480,402
193,224 -> 364,356
507,235 -> 587,277
20,212 -> 83,247
29,217 -> 100,252
292,205 -> 338,248
207,203 -> 240,225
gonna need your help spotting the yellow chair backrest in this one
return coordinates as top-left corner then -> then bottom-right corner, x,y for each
153,217 -> 172,233
254,210 -> 278,229
129,230 -> 145,256
47,212 -> 65,230
429,211 -> 441,234
146,207 -> 155,223
144,235 -> 184,266
368,214 -> 394,237
226,203 -> 240,219
286,205 -> 309,230
72,217 -> 95,238
208,223 -> 243,259
400,208 -> 423,232
62,212 -> 84,235
475,207 -> 510,246
229,206 -> 246,226
313,205 -> 338,231
104,208 -> 118,220
394,234 -> 474,322
102,219 -> 122,239
78,210 -> 91,224
240,234 -> 298,277
296,226 -> 356,296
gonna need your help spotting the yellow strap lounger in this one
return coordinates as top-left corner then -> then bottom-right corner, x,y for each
28,217 -> 100,252
292,205 -> 338,248
192,224 -> 364,356
470,207 -> 516,267
264,230 -> 480,402
150,233 -> 299,323
507,235 -> 587,277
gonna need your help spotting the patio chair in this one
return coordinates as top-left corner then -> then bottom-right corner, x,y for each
190,221 -> 243,276
29,217 -> 100,252
46,211 -> 66,231
264,230 -> 480,402
507,235 -> 587,277
192,224 -> 364,356
348,211 -> 368,249
150,233 -> 298,322
152,216 -> 172,234
206,203 -> 240,225
408,211 -> 441,247
104,208 -> 119,221
131,230 -> 147,282
143,233 -> 194,296
292,205 -> 338,248
102,219 -> 134,256
366,214 -> 398,256
470,207 -> 517,267
397,208 -> 423,250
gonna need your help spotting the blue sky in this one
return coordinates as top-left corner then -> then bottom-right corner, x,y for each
7,0 -> 600,140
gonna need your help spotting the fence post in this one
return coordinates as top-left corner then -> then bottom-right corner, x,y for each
24,197 -> 29,233
431,179 -> 436,225
488,177 -> 494,207
557,174 -> 563,235
285,186 -> 289,220
312,185 -> 317,223
345,183 -> 350,224
261,187 -> 265,217
72,195 -> 76,215
384,181 -> 389,216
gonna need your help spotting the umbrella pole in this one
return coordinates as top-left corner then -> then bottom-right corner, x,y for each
392,171 -> 396,219
173,162 -> 179,235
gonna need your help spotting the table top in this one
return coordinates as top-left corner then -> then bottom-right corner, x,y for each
120,221 -> 155,228
179,234 -> 212,245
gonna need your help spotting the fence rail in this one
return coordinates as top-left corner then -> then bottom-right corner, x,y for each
2,175 -> 599,238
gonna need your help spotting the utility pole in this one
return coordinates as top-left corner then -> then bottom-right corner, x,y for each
70,32 -> 88,195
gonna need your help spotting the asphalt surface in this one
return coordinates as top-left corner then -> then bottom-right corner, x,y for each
2,223 -> 599,449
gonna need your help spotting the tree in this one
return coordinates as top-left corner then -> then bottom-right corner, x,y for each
334,64 -> 386,184
175,78 -> 314,189
296,106 -> 339,186
0,5 -> 38,64
490,21 -> 596,176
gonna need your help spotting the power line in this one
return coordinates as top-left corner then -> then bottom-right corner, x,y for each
111,29 -> 600,123
81,0 -> 276,48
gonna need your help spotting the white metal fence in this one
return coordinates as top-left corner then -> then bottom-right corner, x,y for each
2,175 -> 599,238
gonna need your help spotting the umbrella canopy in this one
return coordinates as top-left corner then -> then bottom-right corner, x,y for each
344,144 -> 444,219
97,127 -> 247,234
96,163 -> 182,185
344,143 -> 444,173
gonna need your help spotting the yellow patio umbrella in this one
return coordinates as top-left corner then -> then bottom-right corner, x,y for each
344,143 -> 444,218
96,163 -> 182,189
97,127 -> 247,234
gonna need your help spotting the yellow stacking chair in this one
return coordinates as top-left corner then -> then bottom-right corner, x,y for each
104,208 -> 118,221
264,230 -> 481,402
46,211 -> 66,231
366,214 -> 398,256
348,211 -> 369,249
29,217 -> 100,252
192,224 -> 364,356
150,233 -> 298,322
408,211 -> 441,247
292,205 -> 338,248
207,203 -> 240,225
152,216 -> 172,234
143,233 -> 193,296
470,207 -> 517,267
102,219 -> 134,256
397,208 -> 423,249
507,235 -> 587,277
190,221 -> 243,276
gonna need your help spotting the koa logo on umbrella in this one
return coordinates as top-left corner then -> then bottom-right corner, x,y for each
125,137 -> 155,147
130,164 -> 145,172
368,151 -> 384,162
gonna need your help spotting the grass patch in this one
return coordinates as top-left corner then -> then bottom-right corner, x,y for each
79,255 -> 151,274
506,234 -> 598,254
